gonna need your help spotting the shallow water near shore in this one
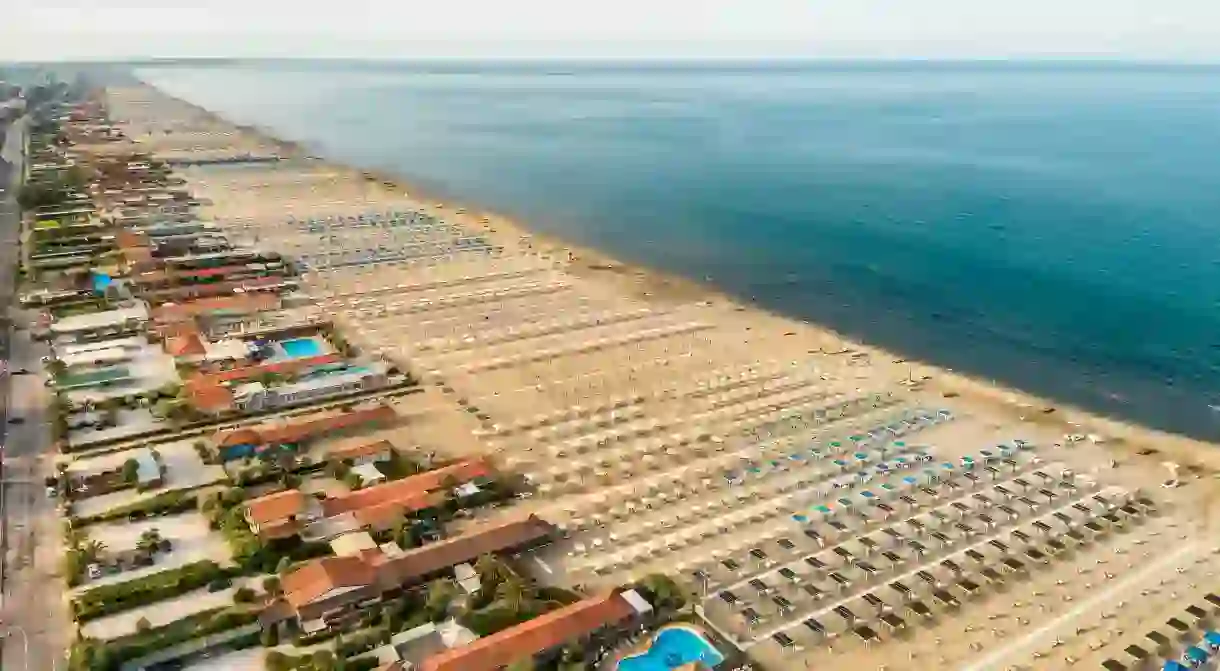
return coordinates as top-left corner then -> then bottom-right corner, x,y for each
136,61 -> 1220,441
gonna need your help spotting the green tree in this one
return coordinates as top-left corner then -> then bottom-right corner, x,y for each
425,578 -> 457,618
475,553 -> 513,593
311,649 -> 337,671
496,577 -> 532,615
265,650 -> 290,671
82,539 -> 106,561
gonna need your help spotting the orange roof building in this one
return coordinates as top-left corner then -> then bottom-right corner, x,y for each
419,591 -> 644,671
213,405 -> 398,460
261,515 -> 557,627
242,459 -> 490,539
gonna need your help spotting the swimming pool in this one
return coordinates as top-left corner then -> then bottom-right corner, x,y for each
279,337 -> 324,359
616,626 -> 724,671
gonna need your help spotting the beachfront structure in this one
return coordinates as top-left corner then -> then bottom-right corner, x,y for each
243,459 -> 491,540
261,515 -> 557,632
47,302 -> 149,340
231,362 -> 389,412
329,439 -> 395,467
210,404 -> 398,461
419,590 -> 653,671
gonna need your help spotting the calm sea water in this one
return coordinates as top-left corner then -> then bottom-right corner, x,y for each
137,62 -> 1220,441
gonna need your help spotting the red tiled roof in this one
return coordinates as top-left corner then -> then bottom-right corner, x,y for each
186,380 -> 234,413
351,494 -> 442,528
329,439 -> 394,462
115,230 -> 150,249
192,353 -> 341,385
165,332 -> 207,357
267,515 -> 556,621
245,489 -> 309,526
321,460 -> 489,518
281,555 -> 378,609
377,515 -> 556,588
213,405 -> 398,448
419,592 -> 636,671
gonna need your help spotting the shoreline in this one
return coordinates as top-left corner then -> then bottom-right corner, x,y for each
133,78 -> 1220,470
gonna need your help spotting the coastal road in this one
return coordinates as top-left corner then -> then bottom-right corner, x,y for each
1,116 -> 69,670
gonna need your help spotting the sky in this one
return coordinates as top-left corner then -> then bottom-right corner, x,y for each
3,0 -> 1219,62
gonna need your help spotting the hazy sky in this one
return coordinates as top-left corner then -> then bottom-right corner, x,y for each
3,0 -> 1219,62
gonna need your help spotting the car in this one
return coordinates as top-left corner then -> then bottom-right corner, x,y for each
12,369 -> 29,375
7,417 -> 23,425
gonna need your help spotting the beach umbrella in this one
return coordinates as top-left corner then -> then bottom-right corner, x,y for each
814,504 -> 832,514
793,514 -> 808,523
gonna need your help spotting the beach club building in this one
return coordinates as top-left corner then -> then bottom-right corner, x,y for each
243,459 -> 492,540
211,404 -> 398,461
418,590 -> 653,671
261,515 -> 557,633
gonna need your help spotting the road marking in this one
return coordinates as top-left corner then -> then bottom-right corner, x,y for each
958,539 -> 1202,671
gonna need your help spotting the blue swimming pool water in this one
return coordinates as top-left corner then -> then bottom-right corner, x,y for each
280,337 -> 324,358
616,627 -> 724,671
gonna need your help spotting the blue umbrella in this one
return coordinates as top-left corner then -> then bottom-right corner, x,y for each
860,491 -> 876,499
854,452 -> 869,461
792,514 -> 808,523
1185,646 -> 1209,663
876,463 -> 890,471
903,476 -> 918,486
833,459 -> 848,467
814,505 -> 832,514
1163,661 -> 1187,671
837,498 -> 853,507
1206,631 -> 1220,648
789,453 -> 806,461
943,463 -> 955,470
880,483 -> 896,491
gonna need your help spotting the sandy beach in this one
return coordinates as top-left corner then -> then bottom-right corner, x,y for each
88,82 -> 1220,671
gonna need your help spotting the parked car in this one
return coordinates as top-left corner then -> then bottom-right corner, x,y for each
7,417 -> 23,425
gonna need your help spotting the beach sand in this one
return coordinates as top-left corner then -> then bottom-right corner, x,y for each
89,83 -> 1220,671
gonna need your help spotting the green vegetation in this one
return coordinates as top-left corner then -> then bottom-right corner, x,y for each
73,489 -> 198,526
68,606 -> 258,671
121,458 -> 140,484
457,555 -> 573,637
205,491 -> 331,573
71,560 -> 238,622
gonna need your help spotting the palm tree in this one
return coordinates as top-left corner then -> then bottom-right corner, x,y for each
425,578 -> 457,614
496,577 -> 533,614
82,539 -> 106,561
475,553 -> 513,591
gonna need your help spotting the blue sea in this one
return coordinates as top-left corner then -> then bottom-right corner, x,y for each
136,61 -> 1220,441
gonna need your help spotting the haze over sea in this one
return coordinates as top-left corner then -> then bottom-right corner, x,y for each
137,61 -> 1220,441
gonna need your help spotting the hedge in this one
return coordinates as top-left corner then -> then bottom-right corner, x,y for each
72,560 -> 238,622
71,606 -> 259,671
74,490 -> 198,526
